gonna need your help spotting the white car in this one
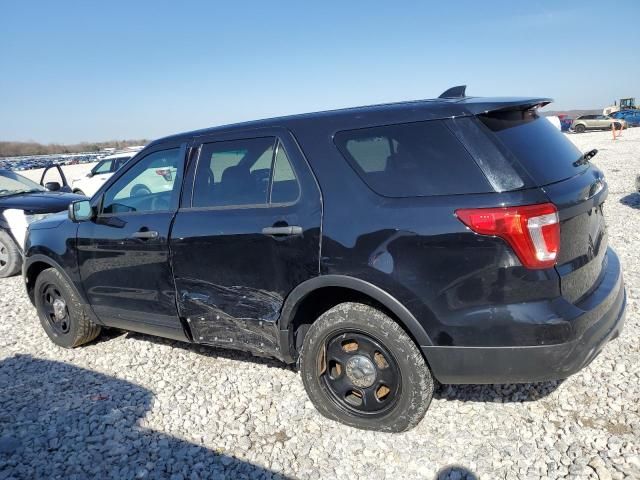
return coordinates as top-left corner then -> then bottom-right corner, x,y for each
70,152 -> 135,197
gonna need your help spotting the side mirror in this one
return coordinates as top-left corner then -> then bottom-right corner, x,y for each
86,172 -> 94,178
68,200 -> 94,222
45,181 -> 61,191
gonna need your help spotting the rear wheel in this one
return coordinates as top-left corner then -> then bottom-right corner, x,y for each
613,122 -> 622,130
299,302 -> 434,432
574,124 -> 586,133
34,268 -> 101,348
0,230 -> 21,278
73,189 -> 86,196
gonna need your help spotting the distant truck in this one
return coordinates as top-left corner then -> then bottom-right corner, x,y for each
603,98 -> 636,115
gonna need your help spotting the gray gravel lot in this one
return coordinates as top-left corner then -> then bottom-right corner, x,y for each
1,129 -> 639,480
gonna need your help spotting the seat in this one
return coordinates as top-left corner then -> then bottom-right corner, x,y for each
218,164 -> 264,205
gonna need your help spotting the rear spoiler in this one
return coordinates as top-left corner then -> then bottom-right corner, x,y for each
437,86 -> 552,115
458,97 -> 553,115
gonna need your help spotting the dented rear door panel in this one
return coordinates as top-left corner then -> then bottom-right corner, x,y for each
170,128 -> 322,358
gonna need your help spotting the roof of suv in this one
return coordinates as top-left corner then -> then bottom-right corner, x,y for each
151,94 -> 552,147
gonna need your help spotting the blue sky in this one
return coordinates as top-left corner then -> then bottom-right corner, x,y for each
1,1 -> 639,143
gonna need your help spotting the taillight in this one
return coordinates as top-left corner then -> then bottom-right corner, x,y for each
455,203 -> 560,269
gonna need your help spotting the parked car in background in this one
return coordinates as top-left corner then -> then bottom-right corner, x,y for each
609,110 -> 640,127
571,115 -> 626,133
0,169 -> 84,277
70,152 -> 134,197
23,88 -> 626,432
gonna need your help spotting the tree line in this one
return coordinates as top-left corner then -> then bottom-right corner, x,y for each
0,139 -> 148,157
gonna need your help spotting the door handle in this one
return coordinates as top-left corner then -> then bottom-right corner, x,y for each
131,230 -> 159,239
261,226 -> 303,236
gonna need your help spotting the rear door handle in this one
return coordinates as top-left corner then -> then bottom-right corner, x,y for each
131,230 -> 159,239
261,226 -> 303,236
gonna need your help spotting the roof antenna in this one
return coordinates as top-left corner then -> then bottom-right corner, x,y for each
439,85 -> 467,99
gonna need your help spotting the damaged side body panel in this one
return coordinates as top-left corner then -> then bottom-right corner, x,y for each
169,128 -> 323,359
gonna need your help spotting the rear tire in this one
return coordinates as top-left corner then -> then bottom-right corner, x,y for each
574,124 -> 586,133
0,230 -> 21,278
299,302 -> 434,432
73,189 -> 86,196
34,268 -> 101,348
613,122 -> 622,131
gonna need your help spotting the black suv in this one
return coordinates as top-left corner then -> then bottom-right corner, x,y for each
23,87 -> 625,432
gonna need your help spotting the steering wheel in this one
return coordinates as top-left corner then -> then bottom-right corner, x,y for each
130,184 -> 151,197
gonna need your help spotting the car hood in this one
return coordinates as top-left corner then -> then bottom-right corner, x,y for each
0,191 -> 86,214
28,210 -> 70,230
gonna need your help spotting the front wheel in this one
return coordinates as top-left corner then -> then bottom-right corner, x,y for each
0,230 -> 21,278
34,268 -> 101,348
574,124 -> 586,133
299,302 -> 434,432
73,189 -> 86,196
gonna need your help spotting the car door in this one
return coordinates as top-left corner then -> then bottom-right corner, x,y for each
170,129 -> 322,356
76,141 -> 189,341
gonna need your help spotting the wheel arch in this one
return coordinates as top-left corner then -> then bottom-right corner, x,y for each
24,255 -> 86,307
278,275 -> 433,363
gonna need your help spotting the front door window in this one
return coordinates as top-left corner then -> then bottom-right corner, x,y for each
102,149 -> 180,214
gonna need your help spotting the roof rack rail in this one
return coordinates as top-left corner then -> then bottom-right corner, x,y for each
439,85 -> 467,99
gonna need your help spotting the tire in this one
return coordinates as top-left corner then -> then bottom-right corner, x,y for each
613,122 -> 622,131
299,302 -> 434,432
73,189 -> 86,196
574,124 -> 586,133
34,268 -> 101,348
0,230 -> 22,278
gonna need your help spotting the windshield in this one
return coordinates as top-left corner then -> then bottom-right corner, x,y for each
0,170 -> 45,197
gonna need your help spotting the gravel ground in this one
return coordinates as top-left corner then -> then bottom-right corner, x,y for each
1,128 -> 639,480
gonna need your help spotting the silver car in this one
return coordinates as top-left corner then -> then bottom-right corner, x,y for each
571,115 -> 626,133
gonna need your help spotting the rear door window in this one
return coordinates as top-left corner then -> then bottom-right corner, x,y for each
192,137 -> 275,208
271,142 -> 300,204
478,109 -> 586,186
191,137 -> 302,208
334,120 -> 492,197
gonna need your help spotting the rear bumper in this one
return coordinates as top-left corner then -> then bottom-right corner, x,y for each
423,248 -> 626,384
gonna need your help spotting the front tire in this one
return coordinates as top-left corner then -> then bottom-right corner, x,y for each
299,302 -> 434,432
73,189 -> 86,196
34,268 -> 101,348
0,230 -> 21,278
574,124 -> 586,133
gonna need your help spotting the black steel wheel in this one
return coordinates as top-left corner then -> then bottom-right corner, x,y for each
321,331 -> 401,416
300,302 -> 434,432
41,283 -> 71,335
34,268 -> 101,348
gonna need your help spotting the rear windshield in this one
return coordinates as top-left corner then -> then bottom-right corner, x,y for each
334,120 -> 492,197
479,109 -> 587,186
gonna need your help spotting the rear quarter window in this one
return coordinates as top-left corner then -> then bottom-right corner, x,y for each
334,120 -> 493,197
479,109 -> 586,186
